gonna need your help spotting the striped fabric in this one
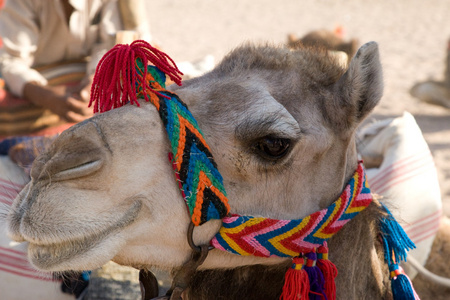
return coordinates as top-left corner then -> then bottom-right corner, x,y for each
0,246 -> 54,282
0,175 -> 55,282
368,149 -> 441,245
211,163 -> 373,257
358,112 -> 442,282
368,149 -> 436,196
0,177 -> 22,206
403,210 -> 442,245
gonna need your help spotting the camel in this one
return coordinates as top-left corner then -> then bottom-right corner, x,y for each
409,39 -> 450,109
287,28 -> 359,66
6,40 -> 419,299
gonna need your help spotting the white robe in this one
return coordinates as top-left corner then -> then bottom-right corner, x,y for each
0,0 -> 151,97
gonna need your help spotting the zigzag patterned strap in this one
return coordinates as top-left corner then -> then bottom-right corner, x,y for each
210,162 -> 373,257
154,89 -> 230,226
90,40 -> 230,226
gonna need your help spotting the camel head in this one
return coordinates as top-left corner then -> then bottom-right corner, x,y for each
7,42 -> 383,273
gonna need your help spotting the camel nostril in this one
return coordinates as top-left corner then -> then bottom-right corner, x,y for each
32,127 -> 109,182
51,160 -> 103,181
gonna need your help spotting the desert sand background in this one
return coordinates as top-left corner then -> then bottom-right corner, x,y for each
148,0 -> 450,216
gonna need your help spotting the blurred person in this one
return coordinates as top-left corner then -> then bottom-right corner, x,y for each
0,0 -> 151,136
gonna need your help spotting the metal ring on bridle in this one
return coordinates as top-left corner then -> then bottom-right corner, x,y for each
187,222 -> 214,253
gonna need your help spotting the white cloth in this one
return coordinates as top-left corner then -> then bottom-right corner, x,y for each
0,156 -> 73,300
0,0 -> 151,97
357,112 -> 442,279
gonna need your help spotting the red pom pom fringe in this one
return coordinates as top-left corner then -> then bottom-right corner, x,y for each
89,40 -> 183,113
317,242 -> 338,300
280,257 -> 310,300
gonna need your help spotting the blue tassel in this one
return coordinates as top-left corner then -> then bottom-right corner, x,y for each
81,270 -> 91,281
389,264 -> 419,300
379,203 -> 416,264
379,203 -> 420,299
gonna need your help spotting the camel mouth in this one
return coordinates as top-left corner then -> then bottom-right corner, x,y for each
27,200 -> 142,271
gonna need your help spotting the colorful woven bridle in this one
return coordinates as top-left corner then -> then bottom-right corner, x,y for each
90,40 -> 419,300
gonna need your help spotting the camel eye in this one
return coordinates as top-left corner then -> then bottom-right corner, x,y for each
253,137 -> 291,160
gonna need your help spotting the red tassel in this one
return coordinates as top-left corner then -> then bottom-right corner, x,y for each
89,40 -> 183,113
280,257 -> 310,300
317,243 -> 338,300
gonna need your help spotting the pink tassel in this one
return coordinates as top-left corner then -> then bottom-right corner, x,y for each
89,40 -> 183,113
280,257 -> 310,300
317,243 -> 338,300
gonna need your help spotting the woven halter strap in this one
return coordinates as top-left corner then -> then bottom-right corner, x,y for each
90,41 -> 418,300
211,162 -> 372,257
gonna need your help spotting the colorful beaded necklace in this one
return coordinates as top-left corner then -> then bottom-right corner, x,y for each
90,40 -> 419,300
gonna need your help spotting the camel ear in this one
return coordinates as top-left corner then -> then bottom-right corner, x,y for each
331,41 -> 383,132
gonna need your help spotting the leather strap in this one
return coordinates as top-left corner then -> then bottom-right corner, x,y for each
140,245 -> 210,300
139,270 -> 159,299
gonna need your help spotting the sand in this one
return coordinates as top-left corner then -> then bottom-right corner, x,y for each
148,0 -> 450,216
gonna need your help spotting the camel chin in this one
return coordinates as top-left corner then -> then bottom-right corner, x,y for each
21,199 -> 144,272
